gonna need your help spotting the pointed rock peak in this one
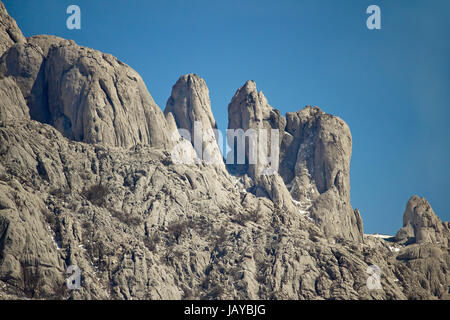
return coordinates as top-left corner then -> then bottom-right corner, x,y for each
165,73 -> 216,130
404,195 -> 437,222
227,79 -> 285,178
396,195 -> 449,246
165,74 -> 224,168
0,1 -> 26,56
242,80 -> 257,91
229,80 -> 272,119
232,80 -> 264,101
172,73 -> 206,90
182,73 -> 203,84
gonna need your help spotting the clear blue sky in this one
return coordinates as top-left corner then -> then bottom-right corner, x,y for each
4,0 -> 449,235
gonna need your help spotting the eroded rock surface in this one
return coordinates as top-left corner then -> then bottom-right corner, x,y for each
227,80 -> 285,178
0,2 -> 25,56
396,195 -> 449,246
165,74 -> 223,167
0,35 -> 171,148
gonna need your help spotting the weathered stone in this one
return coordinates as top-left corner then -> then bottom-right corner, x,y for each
0,2 -> 25,56
44,41 -> 171,148
280,106 -> 362,242
0,1 -> 448,300
227,80 -> 285,178
165,74 -> 223,167
0,34 -> 171,149
396,195 -> 449,246
0,77 -> 29,124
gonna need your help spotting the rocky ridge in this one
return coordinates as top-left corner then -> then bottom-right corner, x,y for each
0,2 -> 448,300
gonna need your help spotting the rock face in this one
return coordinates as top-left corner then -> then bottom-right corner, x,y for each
0,2 -> 26,56
227,83 -> 362,242
281,106 -> 362,242
0,77 -> 29,124
0,1 -> 449,300
0,38 -> 59,123
164,74 -> 223,167
227,80 -> 285,178
396,195 -> 449,246
281,107 -> 352,198
0,36 -> 171,149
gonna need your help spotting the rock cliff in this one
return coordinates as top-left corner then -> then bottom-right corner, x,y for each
0,35 -> 171,148
164,74 -> 224,167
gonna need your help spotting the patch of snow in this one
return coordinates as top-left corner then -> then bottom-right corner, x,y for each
365,233 -> 393,239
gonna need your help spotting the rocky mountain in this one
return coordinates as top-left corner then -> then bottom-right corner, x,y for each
0,2 -> 25,57
0,2 -> 448,300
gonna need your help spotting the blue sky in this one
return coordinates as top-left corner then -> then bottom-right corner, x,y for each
4,0 -> 449,234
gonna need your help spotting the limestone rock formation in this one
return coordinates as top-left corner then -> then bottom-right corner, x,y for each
227,80 -> 285,178
0,76 -> 29,124
396,195 -> 449,246
281,106 -> 362,242
281,106 -> 352,200
0,35 -> 171,148
165,111 -> 197,165
0,1 -> 448,300
227,84 -> 361,242
0,2 -> 25,56
164,74 -> 223,167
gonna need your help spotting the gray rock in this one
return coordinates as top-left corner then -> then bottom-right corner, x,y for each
282,106 -> 352,198
0,40 -> 51,123
0,93 -> 448,301
45,41 -> 171,148
165,74 -> 224,167
0,2 -> 448,300
396,195 -> 449,246
281,106 -> 362,242
0,2 -> 26,57
0,35 -> 171,149
0,77 -> 29,124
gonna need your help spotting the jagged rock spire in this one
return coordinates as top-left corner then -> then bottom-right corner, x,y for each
396,195 -> 449,246
165,73 -> 224,167
0,2 -> 25,56
0,36 -> 171,148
